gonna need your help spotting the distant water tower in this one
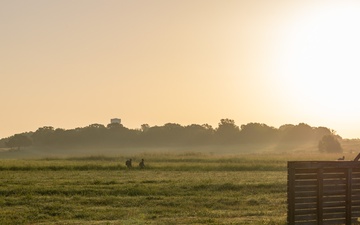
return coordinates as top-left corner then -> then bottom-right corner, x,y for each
111,118 -> 121,124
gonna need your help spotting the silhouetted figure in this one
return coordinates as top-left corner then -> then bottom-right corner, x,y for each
337,156 -> 345,160
126,159 -> 132,168
139,159 -> 145,169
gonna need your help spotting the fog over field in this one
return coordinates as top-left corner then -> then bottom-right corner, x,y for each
3,1 -> 360,224
1,119 -> 356,159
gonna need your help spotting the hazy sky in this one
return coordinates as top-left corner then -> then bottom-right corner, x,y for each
2,0 -> 360,139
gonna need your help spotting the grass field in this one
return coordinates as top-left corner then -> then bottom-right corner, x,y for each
0,152 -> 351,224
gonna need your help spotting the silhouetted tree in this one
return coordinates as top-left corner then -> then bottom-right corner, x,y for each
0,120 -> 346,152
240,123 -> 279,143
318,135 -> 342,153
278,124 -> 295,132
107,122 -> 123,130
162,123 -> 185,145
314,127 -> 332,140
215,119 -> 240,143
183,124 -> 214,145
280,123 -> 315,142
32,126 -> 55,146
6,134 -> 32,150
141,124 -> 150,132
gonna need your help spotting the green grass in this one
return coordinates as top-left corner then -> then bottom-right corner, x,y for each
0,152 -> 348,224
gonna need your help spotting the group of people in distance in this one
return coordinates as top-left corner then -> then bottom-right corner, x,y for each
125,158 -> 145,169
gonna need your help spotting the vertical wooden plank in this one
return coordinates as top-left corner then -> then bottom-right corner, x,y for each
287,161 -> 360,224
317,168 -> 323,225
346,168 -> 352,224
288,162 -> 295,224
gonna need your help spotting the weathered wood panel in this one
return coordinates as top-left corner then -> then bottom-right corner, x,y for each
288,161 -> 360,224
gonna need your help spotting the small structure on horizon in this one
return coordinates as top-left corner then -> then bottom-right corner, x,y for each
111,118 -> 121,124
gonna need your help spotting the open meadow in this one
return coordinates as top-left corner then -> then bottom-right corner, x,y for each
0,152 -> 352,224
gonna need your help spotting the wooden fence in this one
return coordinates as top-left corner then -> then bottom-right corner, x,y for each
288,161 -> 360,224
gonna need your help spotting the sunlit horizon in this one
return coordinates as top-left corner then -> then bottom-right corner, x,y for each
2,0 -> 360,139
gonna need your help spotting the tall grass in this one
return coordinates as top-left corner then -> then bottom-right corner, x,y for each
0,152 -> 349,224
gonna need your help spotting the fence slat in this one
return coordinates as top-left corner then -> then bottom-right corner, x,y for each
288,161 -> 360,224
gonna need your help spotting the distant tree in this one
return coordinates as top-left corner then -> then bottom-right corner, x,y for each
6,134 -> 32,150
318,135 -> 342,153
314,127 -> 333,140
202,123 -> 214,131
81,123 -> 107,145
52,128 -> 70,146
86,124 -> 106,129
163,123 -> 183,130
217,119 -> 239,133
278,124 -> 295,132
31,126 -> 55,146
162,123 -> 185,145
0,121 -> 342,152
240,123 -> 278,143
215,119 -> 240,143
183,124 -> 214,145
141,124 -> 150,132
107,122 -> 123,130
280,123 -> 315,142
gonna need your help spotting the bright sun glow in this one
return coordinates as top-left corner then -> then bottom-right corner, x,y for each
278,3 -> 360,123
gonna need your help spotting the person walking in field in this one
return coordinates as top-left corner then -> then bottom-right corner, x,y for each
126,159 -> 132,168
139,159 -> 145,169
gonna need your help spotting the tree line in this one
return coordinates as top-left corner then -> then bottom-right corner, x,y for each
0,119 -> 342,152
